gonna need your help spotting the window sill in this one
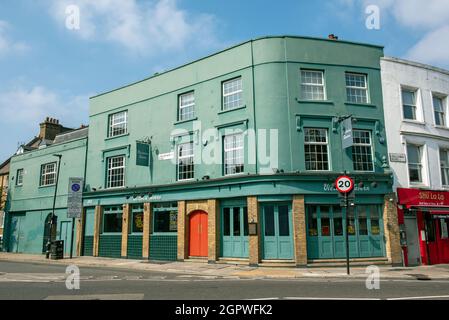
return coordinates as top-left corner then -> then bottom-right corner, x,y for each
105,133 -> 129,141
39,184 -> 56,189
344,102 -> 376,108
409,182 -> 427,188
218,105 -> 246,115
151,232 -> 177,236
296,99 -> 334,105
402,120 -> 426,125
434,125 -> 449,131
174,117 -> 198,125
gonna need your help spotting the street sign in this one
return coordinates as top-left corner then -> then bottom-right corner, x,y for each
341,117 -> 353,149
335,175 -> 354,194
67,177 -> 83,218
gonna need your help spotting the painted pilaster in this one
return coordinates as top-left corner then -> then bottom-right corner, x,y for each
247,196 -> 260,266
293,195 -> 307,266
142,203 -> 151,259
121,204 -> 130,258
76,208 -> 86,257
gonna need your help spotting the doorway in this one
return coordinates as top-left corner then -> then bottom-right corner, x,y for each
59,221 -> 71,257
261,203 -> 293,260
189,211 -> 208,257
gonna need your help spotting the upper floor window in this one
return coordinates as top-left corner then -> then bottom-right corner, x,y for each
407,144 -> 423,183
178,92 -> 195,121
40,162 -> 57,186
433,95 -> 446,126
352,130 -> 373,171
177,142 -> 194,181
345,73 -> 368,103
300,70 -> 325,101
402,89 -> 417,120
106,155 -> 125,188
440,149 -> 449,186
304,128 -> 329,171
16,169 -> 24,186
223,78 -> 243,111
108,111 -> 128,137
224,133 -> 244,175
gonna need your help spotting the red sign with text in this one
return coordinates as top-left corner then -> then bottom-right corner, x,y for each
397,188 -> 449,208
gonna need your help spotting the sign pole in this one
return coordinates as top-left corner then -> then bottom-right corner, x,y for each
345,191 -> 350,275
70,217 -> 75,259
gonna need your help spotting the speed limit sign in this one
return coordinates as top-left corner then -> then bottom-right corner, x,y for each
335,175 -> 354,193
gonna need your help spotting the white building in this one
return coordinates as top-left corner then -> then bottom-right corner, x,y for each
381,56 -> 449,266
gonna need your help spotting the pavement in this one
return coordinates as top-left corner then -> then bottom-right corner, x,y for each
1,252 -> 449,281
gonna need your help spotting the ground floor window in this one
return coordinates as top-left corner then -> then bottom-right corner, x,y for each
131,204 -> 144,233
103,206 -> 123,233
306,204 -> 384,259
153,203 -> 178,233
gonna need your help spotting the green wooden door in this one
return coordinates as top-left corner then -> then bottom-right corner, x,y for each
262,203 -> 293,260
59,221 -> 71,257
221,206 -> 249,258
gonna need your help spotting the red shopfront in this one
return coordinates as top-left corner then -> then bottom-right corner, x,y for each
397,188 -> 449,265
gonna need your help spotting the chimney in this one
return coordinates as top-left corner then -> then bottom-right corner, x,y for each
39,117 -> 63,141
328,34 -> 339,40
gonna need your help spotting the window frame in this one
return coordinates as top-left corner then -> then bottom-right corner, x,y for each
102,206 -> 123,234
106,155 -> 126,189
108,110 -> 128,138
177,142 -> 194,181
300,69 -> 326,101
440,148 -> 449,187
407,144 -> 424,184
345,72 -> 369,104
178,91 -> 195,121
222,77 -> 243,111
303,128 -> 330,171
152,203 -> 178,235
16,168 -> 24,186
223,133 -> 245,176
401,88 -> 418,121
351,129 -> 374,172
39,162 -> 57,187
433,94 -> 447,127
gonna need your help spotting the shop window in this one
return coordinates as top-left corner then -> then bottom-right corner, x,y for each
426,217 -> 436,242
347,208 -> 356,235
370,206 -> 380,235
243,207 -> 249,236
233,207 -> 241,236
278,205 -> 290,236
440,219 -> 449,239
333,206 -> 343,236
131,204 -> 144,233
223,208 -> 231,236
153,207 -> 178,233
308,209 -> 318,236
103,206 -> 123,233
264,205 -> 275,236
321,206 -> 330,237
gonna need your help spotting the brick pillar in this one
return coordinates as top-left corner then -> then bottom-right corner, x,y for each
247,196 -> 260,266
293,195 -> 307,267
177,201 -> 187,261
93,205 -> 102,257
76,208 -> 86,257
383,193 -> 403,266
121,204 -> 130,258
142,203 -> 151,259
207,199 -> 219,263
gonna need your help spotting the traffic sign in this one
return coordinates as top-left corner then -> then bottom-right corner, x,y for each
335,175 -> 354,194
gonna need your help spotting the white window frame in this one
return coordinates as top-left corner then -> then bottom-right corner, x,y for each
440,148 -> 449,187
106,155 -> 126,189
223,133 -> 245,176
178,92 -> 195,121
40,162 -> 57,187
300,70 -> 326,101
401,88 -> 418,121
222,77 -> 243,111
407,144 -> 424,185
16,169 -> 24,186
433,94 -> 447,127
108,111 -> 128,137
352,130 -> 374,172
177,142 -> 194,181
345,72 -> 369,104
303,128 -> 330,171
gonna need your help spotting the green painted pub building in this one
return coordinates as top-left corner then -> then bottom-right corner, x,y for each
5,36 -> 402,266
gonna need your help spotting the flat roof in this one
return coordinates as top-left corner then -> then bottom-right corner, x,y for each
382,56 -> 449,76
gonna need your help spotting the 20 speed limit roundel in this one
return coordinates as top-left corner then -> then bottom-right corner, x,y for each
335,176 -> 354,193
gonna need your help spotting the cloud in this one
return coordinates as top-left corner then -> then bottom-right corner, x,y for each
406,25 -> 449,66
47,0 -> 219,55
0,86 -> 90,128
0,20 -> 29,57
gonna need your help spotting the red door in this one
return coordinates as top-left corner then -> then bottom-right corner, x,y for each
189,211 -> 208,257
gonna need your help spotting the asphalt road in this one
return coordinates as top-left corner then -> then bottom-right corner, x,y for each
1,260 -> 449,300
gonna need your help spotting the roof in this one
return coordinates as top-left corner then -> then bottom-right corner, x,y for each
53,126 -> 89,145
382,56 -> 449,76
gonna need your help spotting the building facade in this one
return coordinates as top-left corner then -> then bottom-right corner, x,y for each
0,159 -> 9,244
79,36 -> 401,266
4,126 -> 88,255
381,57 -> 449,265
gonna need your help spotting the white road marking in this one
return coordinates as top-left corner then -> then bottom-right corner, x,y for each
283,297 -> 381,300
387,295 -> 449,300
45,293 -> 145,300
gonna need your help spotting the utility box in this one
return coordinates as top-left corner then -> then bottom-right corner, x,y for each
50,240 -> 64,260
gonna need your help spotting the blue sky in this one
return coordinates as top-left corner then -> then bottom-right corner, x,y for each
1,0 -> 449,161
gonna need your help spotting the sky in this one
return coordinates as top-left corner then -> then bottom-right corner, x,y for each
1,0 -> 449,162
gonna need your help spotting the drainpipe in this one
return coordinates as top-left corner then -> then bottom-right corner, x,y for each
250,40 -> 258,174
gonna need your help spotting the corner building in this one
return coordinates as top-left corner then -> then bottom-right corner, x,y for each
81,36 -> 401,266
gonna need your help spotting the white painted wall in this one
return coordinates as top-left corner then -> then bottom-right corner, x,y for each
381,57 -> 449,191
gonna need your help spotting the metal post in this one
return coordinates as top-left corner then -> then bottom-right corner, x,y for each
47,154 -> 62,259
345,192 -> 350,275
70,217 -> 75,259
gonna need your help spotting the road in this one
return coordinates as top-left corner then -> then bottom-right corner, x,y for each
0,260 -> 449,300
